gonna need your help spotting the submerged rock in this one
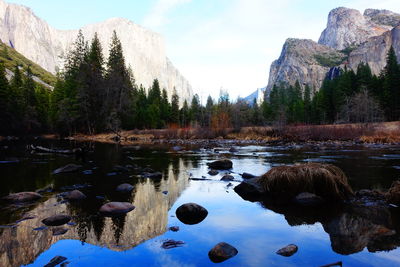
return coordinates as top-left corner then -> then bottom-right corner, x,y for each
52,227 -> 68,236
3,192 -> 42,203
161,239 -> 185,249
221,175 -> 234,181
176,203 -> 208,225
53,164 -> 82,174
208,170 -> 219,176
116,183 -> 134,193
99,202 -> 135,216
207,159 -> 233,170
241,172 -> 256,179
169,226 -> 180,232
276,244 -> 298,257
42,215 -> 72,226
64,190 -> 86,201
208,242 -> 238,263
44,256 -> 67,267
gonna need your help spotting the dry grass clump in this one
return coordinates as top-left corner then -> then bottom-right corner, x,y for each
257,163 -> 354,201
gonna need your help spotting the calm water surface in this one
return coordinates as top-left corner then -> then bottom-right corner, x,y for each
0,140 -> 400,267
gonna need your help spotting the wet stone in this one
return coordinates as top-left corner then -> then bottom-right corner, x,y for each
176,203 -> 208,225
64,190 -> 86,201
44,256 -> 67,267
208,170 -> 219,176
116,183 -> 134,193
169,226 -> 180,232
42,215 -> 72,226
207,159 -> 233,170
241,172 -> 256,179
221,175 -> 234,181
161,239 -> 185,249
52,227 -> 68,236
3,192 -> 42,203
208,242 -> 238,263
99,202 -> 135,217
276,244 -> 298,257
53,164 -> 82,174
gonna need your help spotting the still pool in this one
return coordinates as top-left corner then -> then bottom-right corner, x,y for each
0,140 -> 400,267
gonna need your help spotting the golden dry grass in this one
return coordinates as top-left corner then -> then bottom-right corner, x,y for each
257,163 -> 354,201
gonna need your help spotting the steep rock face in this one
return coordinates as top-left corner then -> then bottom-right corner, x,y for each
348,25 -> 400,75
266,38 -> 345,91
0,0 -> 192,101
318,7 -> 391,50
364,9 -> 400,27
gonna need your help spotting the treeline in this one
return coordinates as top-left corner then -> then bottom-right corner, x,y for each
1,32 -> 399,136
262,47 -> 400,125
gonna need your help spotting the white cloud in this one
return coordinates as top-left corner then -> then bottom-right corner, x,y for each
143,0 -> 191,29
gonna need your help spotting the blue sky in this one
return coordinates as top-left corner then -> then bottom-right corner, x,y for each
6,0 -> 400,100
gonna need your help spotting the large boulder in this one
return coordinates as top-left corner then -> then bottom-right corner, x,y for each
42,214 -> 72,226
3,192 -> 42,203
176,203 -> 208,225
99,202 -> 135,216
207,159 -> 233,170
116,183 -> 134,193
208,242 -> 238,263
53,164 -> 82,174
64,190 -> 86,201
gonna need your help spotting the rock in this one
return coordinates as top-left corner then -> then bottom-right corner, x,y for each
99,202 -> 135,216
52,227 -> 68,236
53,164 -> 82,174
208,242 -> 238,263
161,239 -> 185,249
207,159 -> 233,170
44,256 -> 67,267
208,170 -> 219,176
169,226 -> 179,232
3,192 -> 42,203
0,1 -> 193,102
241,172 -> 256,179
176,203 -> 208,225
142,172 -> 162,179
276,244 -> 298,257
64,190 -> 86,201
294,192 -> 325,206
172,146 -> 183,151
386,181 -> 400,205
229,147 -> 238,153
116,183 -> 134,193
42,215 -> 72,226
319,7 -> 392,50
221,175 -> 234,181
234,178 -> 265,202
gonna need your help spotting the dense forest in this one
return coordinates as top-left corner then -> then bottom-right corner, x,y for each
0,31 -> 399,136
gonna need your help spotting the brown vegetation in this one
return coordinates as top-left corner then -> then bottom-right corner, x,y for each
257,163 -> 354,201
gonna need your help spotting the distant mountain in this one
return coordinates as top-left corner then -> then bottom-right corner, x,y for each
266,7 -> 400,92
242,87 -> 269,105
0,0 -> 192,101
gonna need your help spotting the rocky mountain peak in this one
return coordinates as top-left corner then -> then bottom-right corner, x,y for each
364,9 -> 400,27
0,0 -> 192,102
318,7 -> 391,50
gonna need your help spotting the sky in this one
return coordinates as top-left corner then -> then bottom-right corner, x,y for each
5,0 -> 400,101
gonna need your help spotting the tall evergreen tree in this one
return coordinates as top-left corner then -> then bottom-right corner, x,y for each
382,46 -> 400,120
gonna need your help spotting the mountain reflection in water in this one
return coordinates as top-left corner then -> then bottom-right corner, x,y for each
0,141 -> 400,266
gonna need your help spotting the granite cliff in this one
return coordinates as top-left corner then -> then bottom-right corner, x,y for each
0,0 -> 192,101
263,7 -> 400,95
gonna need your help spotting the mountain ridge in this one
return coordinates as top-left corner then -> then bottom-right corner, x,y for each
0,0 -> 192,101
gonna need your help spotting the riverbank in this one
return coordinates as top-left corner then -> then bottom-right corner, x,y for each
67,121 -> 400,145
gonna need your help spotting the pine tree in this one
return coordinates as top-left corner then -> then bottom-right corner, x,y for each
382,46 -> 400,120
0,63 -> 10,133
170,89 -> 180,125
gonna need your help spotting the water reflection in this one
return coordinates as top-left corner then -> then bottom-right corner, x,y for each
0,144 -> 191,266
